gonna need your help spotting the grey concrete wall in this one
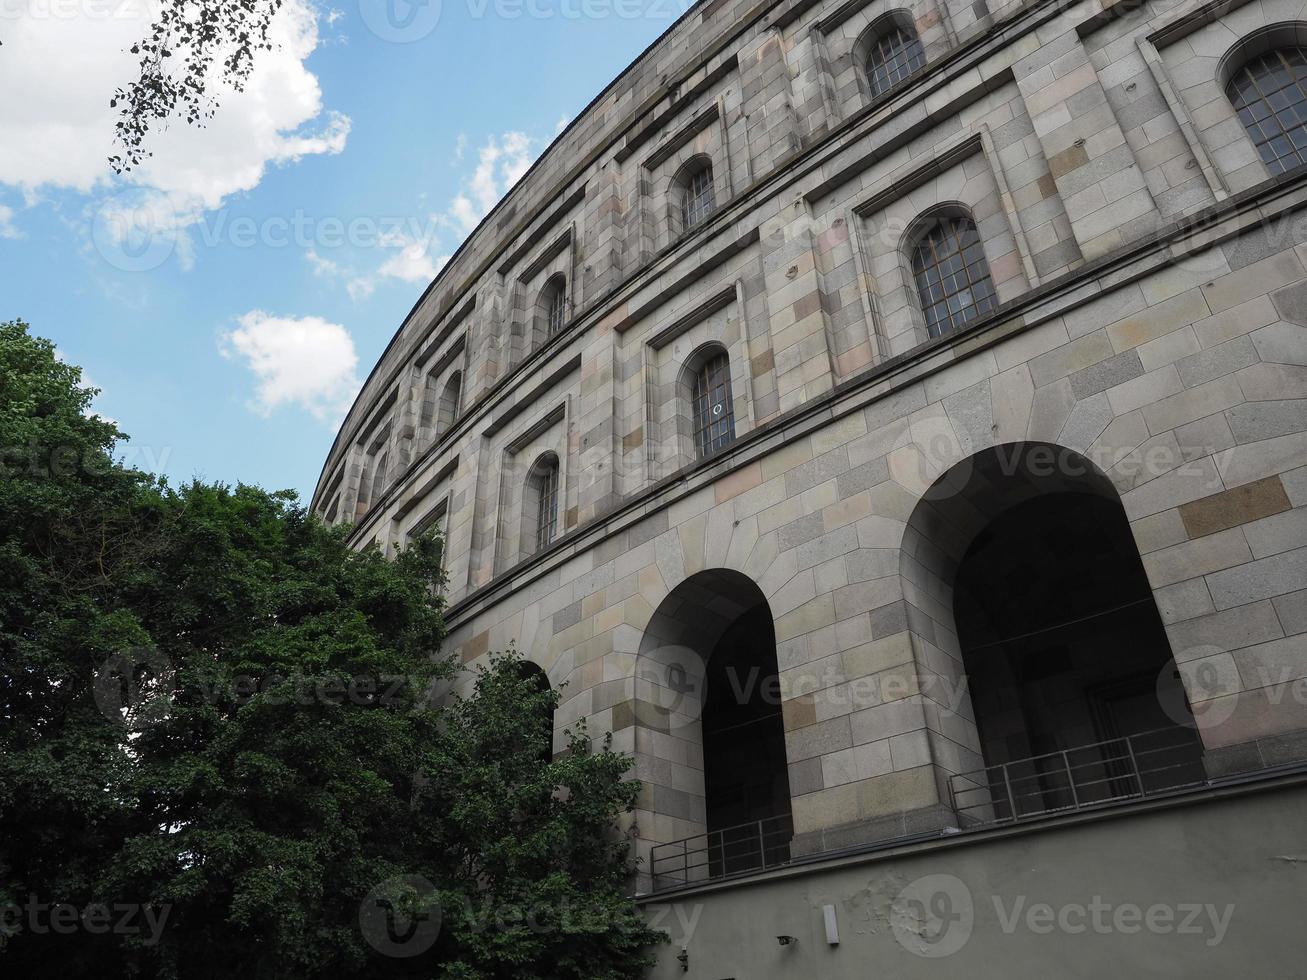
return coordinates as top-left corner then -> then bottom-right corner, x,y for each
638,778 -> 1307,979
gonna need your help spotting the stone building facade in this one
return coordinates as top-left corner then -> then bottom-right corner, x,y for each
314,0 -> 1307,969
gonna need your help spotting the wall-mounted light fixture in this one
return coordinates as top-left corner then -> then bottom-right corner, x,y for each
823,904 -> 840,945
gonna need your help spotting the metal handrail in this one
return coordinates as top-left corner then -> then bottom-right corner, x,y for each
644,729 -> 1207,893
948,727 -> 1206,827
649,813 -> 794,889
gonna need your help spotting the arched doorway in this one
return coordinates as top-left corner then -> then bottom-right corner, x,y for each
514,660 -> 554,763
903,443 -> 1206,824
637,570 -> 793,881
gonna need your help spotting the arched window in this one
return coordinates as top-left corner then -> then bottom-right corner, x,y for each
515,661 -> 554,763
1227,46 -> 1307,175
438,371 -> 461,436
676,158 -> 716,231
691,349 -> 736,459
522,453 -> 560,555
865,20 -> 925,98
368,450 -> 389,507
911,213 -> 999,337
538,274 -> 567,340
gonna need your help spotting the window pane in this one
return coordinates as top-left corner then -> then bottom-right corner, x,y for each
693,352 -> 736,458
911,217 -> 1000,338
866,26 -> 925,98
1227,47 -> 1307,176
536,462 -> 559,552
683,164 -> 716,229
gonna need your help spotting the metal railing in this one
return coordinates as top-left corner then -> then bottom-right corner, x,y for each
649,813 -> 794,891
643,730 -> 1209,893
949,727 -> 1207,827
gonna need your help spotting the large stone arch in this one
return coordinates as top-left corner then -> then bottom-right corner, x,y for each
899,441 -> 1204,826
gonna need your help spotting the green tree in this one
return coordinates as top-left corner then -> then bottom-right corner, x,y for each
0,320 -> 663,978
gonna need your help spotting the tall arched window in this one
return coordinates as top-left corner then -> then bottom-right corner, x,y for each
676,158 -> 716,231
1227,46 -> 1307,175
515,661 -> 555,763
438,371 -> 461,436
691,348 -> 736,459
911,213 -> 999,337
522,453 -> 560,555
864,20 -> 925,98
368,450 -> 389,507
539,274 -> 567,340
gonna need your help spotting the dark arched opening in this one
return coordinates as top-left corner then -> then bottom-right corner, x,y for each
637,569 -> 792,880
905,443 -> 1205,824
514,660 -> 554,763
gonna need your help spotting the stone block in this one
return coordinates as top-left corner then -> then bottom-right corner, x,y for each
1166,600 -> 1285,659
1243,505 -> 1307,559
1069,349 -> 1144,398
1153,577 -> 1216,624
1215,430 -> 1307,487
1238,361 -> 1307,403
1228,400 -> 1307,443
1273,588 -> 1307,636
1206,546 -> 1307,609
1178,475 -> 1292,539
1142,527 -> 1251,588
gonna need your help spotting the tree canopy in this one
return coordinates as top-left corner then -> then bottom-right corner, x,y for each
0,319 -> 662,977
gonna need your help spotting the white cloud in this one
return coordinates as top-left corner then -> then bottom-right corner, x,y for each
346,275 -> 377,301
305,247 -> 342,279
0,0 -> 348,249
446,131 -> 537,235
377,237 -> 448,284
220,311 -> 361,421
0,204 -> 20,239
310,228 -> 447,301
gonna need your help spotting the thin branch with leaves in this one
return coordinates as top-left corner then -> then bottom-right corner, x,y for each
110,0 -> 284,173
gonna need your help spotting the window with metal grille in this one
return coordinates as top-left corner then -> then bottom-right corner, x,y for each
682,162 -> 715,230
692,351 -> 736,458
865,24 -> 925,98
543,276 -> 567,338
911,216 -> 999,337
532,458 -> 559,553
1227,47 -> 1307,176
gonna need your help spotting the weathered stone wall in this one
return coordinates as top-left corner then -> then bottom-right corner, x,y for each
314,0 -> 1307,888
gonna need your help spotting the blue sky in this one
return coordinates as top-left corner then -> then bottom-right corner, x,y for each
0,0 -> 685,500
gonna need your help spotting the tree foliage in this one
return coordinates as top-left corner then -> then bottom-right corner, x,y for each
0,320 -> 663,977
110,0 -> 284,173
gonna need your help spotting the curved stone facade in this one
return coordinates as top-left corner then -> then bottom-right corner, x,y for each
315,0 -> 1307,908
